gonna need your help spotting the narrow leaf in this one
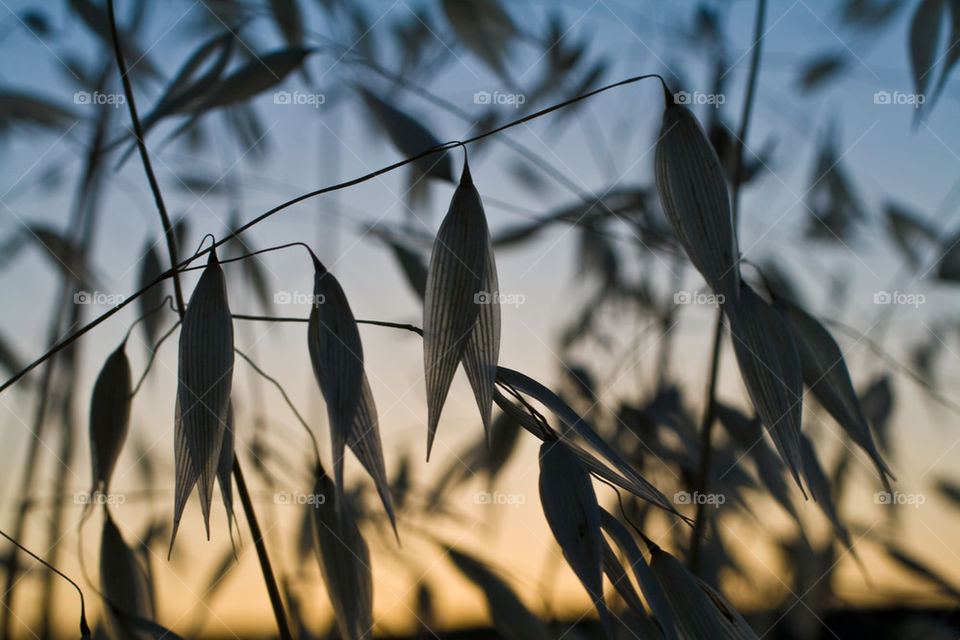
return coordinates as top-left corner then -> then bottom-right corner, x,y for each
497,366 -> 676,513
726,286 -> 806,495
137,242 -> 166,349
307,257 -> 365,502
538,440 -> 612,638
359,87 -> 453,182
655,94 -> 739,303
648,547 -> 730,640
798,433 -> 852,548
197,47 -> 312,111
441,0 -> 520,80
600,510 -> 677,640
776,298 -> 894,490
346,373 -> 397,535
101,510 -> 154,640
461,222 -> 501,445
89,343 -> 132,496
909,0 -> 945,100
310,464 -> 374,640
217,401 -> 236,540
270,0 -> 304,46
173,248 -> 234,547
423,160 -> 498,458
447,547 -> 552,640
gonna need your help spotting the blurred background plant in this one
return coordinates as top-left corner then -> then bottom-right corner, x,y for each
1,0 -> 960,638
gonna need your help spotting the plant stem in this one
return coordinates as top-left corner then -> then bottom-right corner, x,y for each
1,72 -> 670,395
105,0 -> 184,315
689,0 -> 767,574
689,312 -> 724,573
105,3 -> 291,637
233,459 -> 294,640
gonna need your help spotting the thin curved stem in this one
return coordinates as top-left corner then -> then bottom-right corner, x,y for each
234,347 -> 321,461
107,0 -> 185,316
0,528 -> 90,638
106,4 -> 291,636
0,72 -> 667,395
131,321 -> 182,396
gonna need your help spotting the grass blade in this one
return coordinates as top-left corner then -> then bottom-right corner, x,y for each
423,160 -> 494,459
175,248 -> 234,543
447,547 -> 552,640
101,510 -> 154,639
655,96 -> 739,303
726,286 -> 806,495
310,464 -> 374,640
307,257 -> 365,503
359,86 -> 453,182
777,298 -> 894,490
600,510 -> 677,640
538,440 -> 612,638
89,343 -> 131,498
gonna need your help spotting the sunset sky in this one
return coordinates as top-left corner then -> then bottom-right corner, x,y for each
2,0 -> 960,637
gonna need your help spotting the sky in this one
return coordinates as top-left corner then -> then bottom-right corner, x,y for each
2,0 -> 960,637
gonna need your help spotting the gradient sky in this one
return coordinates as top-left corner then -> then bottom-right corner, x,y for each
2,0 -> 960,637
